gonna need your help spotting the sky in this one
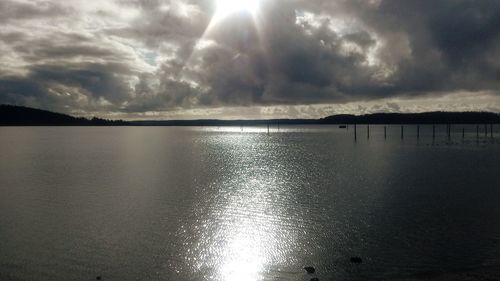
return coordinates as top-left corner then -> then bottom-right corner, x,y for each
0,0 -> 500,120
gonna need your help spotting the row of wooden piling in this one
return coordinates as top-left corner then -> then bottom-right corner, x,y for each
353,124 -> 496,141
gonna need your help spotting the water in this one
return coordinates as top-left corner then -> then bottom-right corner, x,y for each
0,125 -> 499,281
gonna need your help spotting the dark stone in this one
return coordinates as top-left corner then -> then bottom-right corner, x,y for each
304,266 -> 315,274
350,257 -> 363,264
310,278 -> 320,281
96,276 -> 101,280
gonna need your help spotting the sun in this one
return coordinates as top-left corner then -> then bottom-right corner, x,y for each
182,0 -> 266,71
214,0 -> 260,21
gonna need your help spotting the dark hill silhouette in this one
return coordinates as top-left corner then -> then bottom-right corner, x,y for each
132,112 -> 500,126
130,119 -> 317,126
1,104 -> 499,126
0,105 -> 128,126
321,112 -> 500,124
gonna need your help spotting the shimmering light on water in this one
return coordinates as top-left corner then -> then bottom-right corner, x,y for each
178,133 -> 298,280
219,226 -> 264,281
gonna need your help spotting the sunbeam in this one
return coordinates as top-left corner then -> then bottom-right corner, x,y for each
179,0 -> 268,80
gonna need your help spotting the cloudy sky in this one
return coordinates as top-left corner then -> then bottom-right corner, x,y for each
1,0 -> 500,119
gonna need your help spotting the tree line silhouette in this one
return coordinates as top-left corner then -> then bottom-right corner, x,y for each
0,105 -> 128,126
1,104 -> 499,126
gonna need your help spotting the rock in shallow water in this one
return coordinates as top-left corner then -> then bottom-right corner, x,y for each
350,257 -> 363,264
304,266 -> 315,274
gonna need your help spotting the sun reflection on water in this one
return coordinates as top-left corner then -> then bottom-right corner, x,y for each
217,177 -> 276,281
179,133 -> 296,281
220,229 -> 265,281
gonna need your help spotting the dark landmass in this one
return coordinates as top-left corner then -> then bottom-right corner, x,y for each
132,112 -> 500,126
130,118 -> 318,126
321,112 -> 500,124
1,104 -> 500,126
0,105 -> 128,126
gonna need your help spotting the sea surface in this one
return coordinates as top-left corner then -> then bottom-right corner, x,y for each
1,125 -> 499,281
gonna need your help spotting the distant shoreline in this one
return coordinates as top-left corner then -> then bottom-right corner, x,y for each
1,104 -> 500,126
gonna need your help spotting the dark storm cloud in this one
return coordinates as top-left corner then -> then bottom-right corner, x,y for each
0,62 -> 137,112
349,0 -> 500,93
0,0 -> 499,116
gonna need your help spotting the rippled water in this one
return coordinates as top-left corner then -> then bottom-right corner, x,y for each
1,125 -> 499,281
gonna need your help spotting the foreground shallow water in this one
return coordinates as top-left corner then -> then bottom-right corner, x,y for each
1,125 -> 499,280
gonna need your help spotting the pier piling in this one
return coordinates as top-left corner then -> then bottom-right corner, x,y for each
384,126 -> 387,139
354,124 -> 357,141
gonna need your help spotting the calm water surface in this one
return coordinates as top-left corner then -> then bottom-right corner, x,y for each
1,126 -> 499,280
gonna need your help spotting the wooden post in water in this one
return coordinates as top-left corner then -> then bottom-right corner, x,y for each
267,124 -> 270,135
417,125 -> 420,139
491,124 -> 494,137
485,124 -> 487,137
462,128 -> 465,139
477,125 -> 479,138
354,124 -> 357,141
401,125 -> 404,139
432,124 -> 436,139
367,125 -> 370,139
384,126 -> 387,139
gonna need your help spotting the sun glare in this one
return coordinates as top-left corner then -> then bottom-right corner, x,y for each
182,0 -> 266,72
214,0 -> 260,21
